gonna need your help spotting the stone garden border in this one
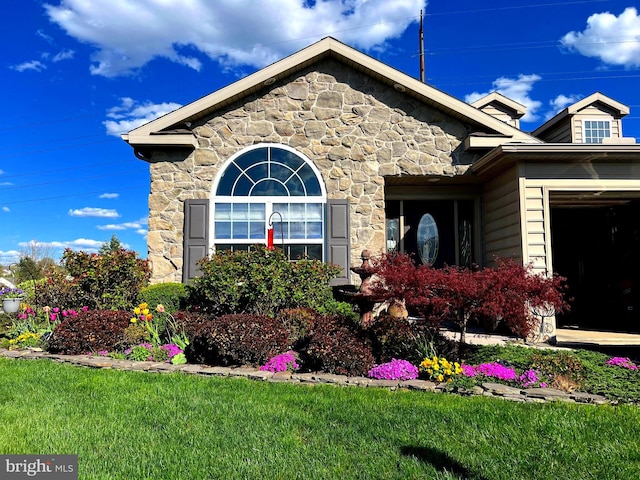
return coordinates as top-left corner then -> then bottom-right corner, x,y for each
0,348 -> 610,405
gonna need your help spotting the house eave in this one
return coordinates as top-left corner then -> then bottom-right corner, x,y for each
471,143 -> 640,178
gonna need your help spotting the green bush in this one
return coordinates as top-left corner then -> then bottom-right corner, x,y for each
187,245 -> 341,317
138,283 -> 186,314
60,240 -> 150,310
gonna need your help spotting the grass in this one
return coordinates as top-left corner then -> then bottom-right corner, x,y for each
1,357 -> 640,479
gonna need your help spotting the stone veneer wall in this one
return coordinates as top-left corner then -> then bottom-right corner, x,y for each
146,59 -> 481,283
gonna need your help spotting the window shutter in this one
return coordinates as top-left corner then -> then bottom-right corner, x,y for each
326,199 -> 351,286
183,199 -> 209,282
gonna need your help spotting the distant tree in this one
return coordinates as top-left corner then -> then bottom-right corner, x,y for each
14,256 -> 42,284
99,235 -> 125,255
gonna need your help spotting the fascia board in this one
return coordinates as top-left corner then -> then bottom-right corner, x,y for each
567,92 -> 629,116
124,133 -> 197,148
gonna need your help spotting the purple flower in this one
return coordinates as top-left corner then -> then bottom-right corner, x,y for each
462,362 -> 517,381
606,357 -> 638,370
160,343 -> 183,362
368,359 -> 419,381
260,351 -> 299,373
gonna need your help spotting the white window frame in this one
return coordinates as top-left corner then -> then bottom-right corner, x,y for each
582,118 -> 611,144
210,144 -> 327,259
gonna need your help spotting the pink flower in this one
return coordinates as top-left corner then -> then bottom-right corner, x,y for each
50,313 -> 57,322
82,306 -> 89,312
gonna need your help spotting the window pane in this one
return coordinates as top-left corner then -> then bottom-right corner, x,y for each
307,222 -> 322,239
235,148 -> 267,170
307,245 -> 322,260
271,163 -> 293,183
250,222 -> 265,239
251,179 -> 288,196
290,222 -> 306,239
234,175 -> 254,195
215,222 -> 231,239
270,148 -> 304,170
232,222 -> 248,238
289,203 -> 305,221
307,203 -> 322,220
249,204 -> 265,220
247,163 -> 268,183
233,204 -> 248,220
298,164 -> 322,196
216,164 -> 242,195
290,245 -> 305,260
215,203 -> 231,220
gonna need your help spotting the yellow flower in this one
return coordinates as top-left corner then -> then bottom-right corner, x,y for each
134,307 -> 141,315
130,317 -> 137,324
139,303 -> 148,310
437,374 -> 444,382
142,308 -> 150,316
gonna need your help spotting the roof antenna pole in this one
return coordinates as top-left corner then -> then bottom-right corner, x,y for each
419,9 -> 425,83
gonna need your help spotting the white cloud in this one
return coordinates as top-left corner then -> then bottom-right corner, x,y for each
52,49 -> 75,62
545,94 -> 583,120
99,193 -> 119,199
104,97 -> 182,135
0,250 -> 20,265
96,217 -> 147,231
11,60 -> 47,72
68,207 -> 119,218
43,0 -> 426,77
37,29 -> 54,44
2,207 -> 9,213
465,74 -> 543,122
561,7 -> 640,67
27,238 -> 105,254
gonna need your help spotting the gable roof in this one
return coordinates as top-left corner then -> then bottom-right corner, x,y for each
122,37 -> 539,152
470,92 -> 527,118
532,92 -> 630,138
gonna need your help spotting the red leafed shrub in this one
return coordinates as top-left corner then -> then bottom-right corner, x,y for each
47,310 -> 131,355
368,253 -> 569,342
183,313 -> 291,367
303,315 -> 375,376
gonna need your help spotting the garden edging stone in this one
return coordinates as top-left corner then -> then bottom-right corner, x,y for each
0,348 -> 611,405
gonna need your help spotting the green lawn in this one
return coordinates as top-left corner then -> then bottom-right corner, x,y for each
1,358 -> 639,479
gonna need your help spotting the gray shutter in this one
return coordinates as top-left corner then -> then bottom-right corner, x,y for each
183,199 -> 209,282
326,199 -> 351,286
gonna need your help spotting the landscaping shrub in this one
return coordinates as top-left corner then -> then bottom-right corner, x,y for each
183,313 -> 291,367
138,283 -> 186,314
303,315 -> 375,376
367,314 -> 415,363
187,245 -> 341,317
33,271 -> 83,311
47,309 -> 131,355
275,308 -> 319,350
60,239 -> 151,311
368,252 -> 569,342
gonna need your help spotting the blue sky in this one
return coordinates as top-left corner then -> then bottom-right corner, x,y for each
1,0 -> 639,265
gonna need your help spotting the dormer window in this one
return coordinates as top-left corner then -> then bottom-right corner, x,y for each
583,120 -> 611,144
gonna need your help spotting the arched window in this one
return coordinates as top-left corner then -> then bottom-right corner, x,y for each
212,144 -> 326,260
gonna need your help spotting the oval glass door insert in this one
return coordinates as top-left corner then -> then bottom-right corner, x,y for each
417,213 -> 439,265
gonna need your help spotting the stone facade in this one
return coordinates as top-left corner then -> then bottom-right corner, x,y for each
145,59 -> 482,283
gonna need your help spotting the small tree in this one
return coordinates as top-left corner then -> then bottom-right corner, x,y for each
368,253 -> 569,343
